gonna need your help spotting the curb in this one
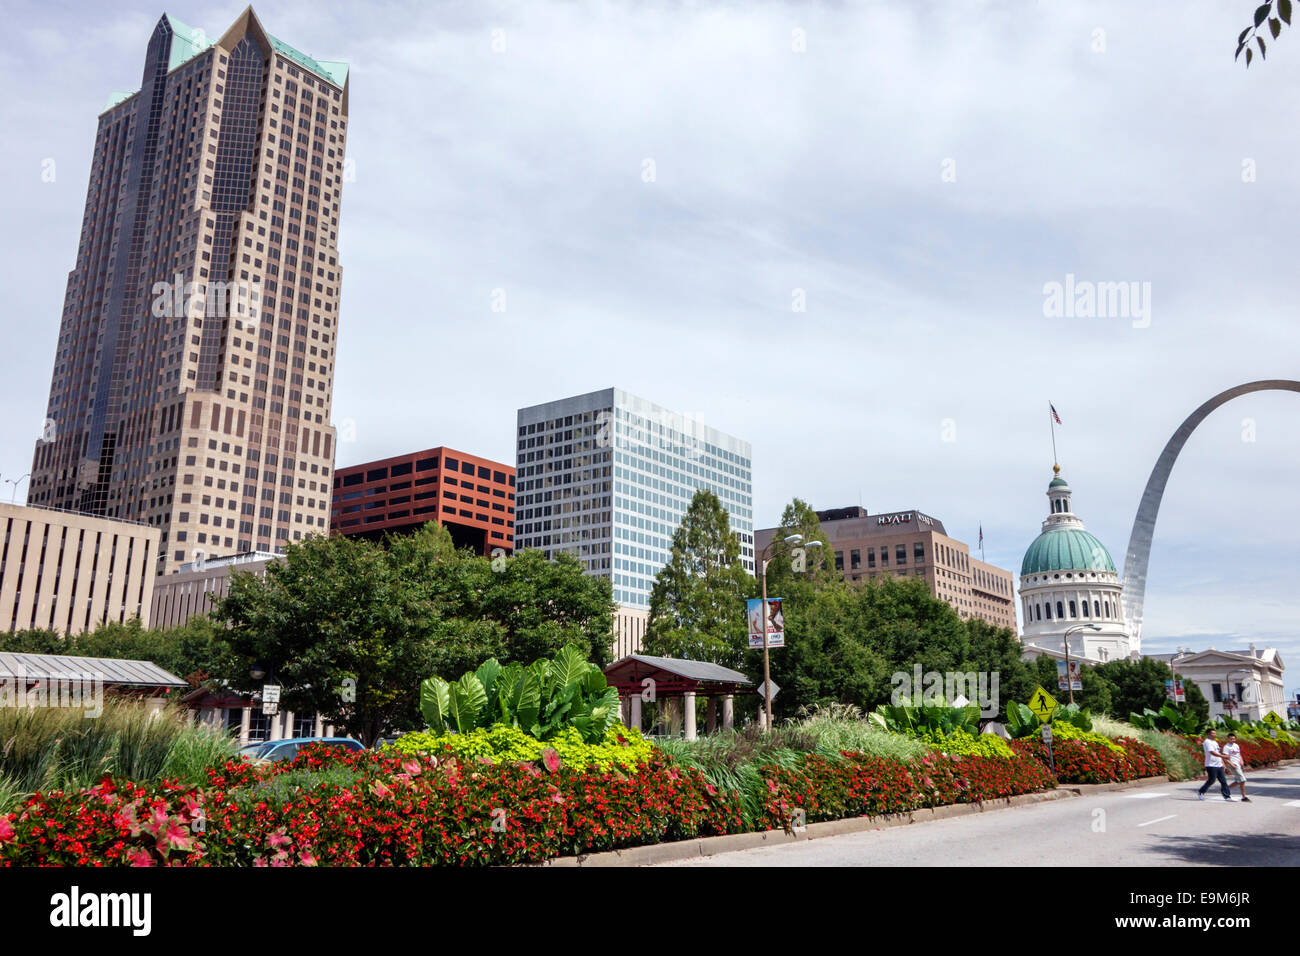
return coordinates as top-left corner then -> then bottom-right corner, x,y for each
542,787 -> 1076,867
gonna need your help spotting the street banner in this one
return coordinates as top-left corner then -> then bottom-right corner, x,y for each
1164,678 -> 1185,703
1057,660 -> 1082,692
747,597 -> 784,649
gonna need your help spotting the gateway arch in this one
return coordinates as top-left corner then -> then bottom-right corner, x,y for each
1123,379 -> 1300,650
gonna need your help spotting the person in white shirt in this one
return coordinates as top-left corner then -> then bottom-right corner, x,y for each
1222,733 -> 1250,802
1198,729 -> 1232,801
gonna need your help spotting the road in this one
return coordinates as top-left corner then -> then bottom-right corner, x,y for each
654,765 -> 1300,866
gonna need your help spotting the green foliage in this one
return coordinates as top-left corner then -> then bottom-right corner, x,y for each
391,724 -> 654,772
1005,700 -> 1093,738
0,700 -> 233,799
418,644 -> 620,744
644,489 -> 753,666
216,524 -> 614,745
921,728 -> 1014,759
790,705 -> 930,763
1129,702 -> 1204,735
868,697 -> 981,736
1236,0 -> 1291,67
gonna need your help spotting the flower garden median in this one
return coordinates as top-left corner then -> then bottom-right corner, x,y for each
3,648 -> 1298,866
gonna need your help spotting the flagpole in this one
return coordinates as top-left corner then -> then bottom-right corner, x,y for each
1049,402 -> 1058,468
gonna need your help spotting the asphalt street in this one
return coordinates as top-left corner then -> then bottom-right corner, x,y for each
654,765 -> 1300,866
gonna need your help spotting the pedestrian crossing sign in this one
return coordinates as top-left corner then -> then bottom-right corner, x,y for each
1027,685 -> 1058,722
1263,711 -> 1283,727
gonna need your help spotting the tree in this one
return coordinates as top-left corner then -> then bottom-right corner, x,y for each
215,523 -> 615,745
644,489 -> 753,667
1236,0 -> 1292,66
964,618 -> 1038,722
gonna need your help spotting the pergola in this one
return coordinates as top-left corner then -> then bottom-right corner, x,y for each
604,654 -> 754,740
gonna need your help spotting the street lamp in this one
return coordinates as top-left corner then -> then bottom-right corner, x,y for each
1225,667 -> 1257,721
1061,624 -> 1101,705
6,474 -> 29,505
757,533 -> 822,731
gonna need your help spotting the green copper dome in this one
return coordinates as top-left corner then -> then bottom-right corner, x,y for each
1020,528 -> 1115,575
1048,477 -> 1069,488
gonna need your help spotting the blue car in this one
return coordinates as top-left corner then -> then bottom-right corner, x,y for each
238,736 -> 365,764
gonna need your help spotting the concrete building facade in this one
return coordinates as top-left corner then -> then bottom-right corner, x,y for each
1149,646 -> 1287,722
515,388 -> 753,656
27,9 -> 348,573
331,447 -> 515,554
149,549 -> 279,629
756,507 -> 1017,631
0,503 -> 160,635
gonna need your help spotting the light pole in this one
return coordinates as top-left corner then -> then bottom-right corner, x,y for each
1225,667 -> 1256,721
1061,624 -> 1101,705
758,532 -> 821,731
6,473 -> 29,505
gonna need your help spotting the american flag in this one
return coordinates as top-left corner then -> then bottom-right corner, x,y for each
1050,404 -> 1062,425
979,524 -> 984,547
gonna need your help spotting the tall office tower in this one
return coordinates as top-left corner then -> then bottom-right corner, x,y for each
515,388 -> 753,656
28,9 -> 349,573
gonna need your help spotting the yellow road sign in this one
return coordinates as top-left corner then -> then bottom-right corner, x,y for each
1027,685 -> 1058,722
1263,711 -> 1283,727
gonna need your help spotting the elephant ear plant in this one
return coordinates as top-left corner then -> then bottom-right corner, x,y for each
419,644 -> 621,745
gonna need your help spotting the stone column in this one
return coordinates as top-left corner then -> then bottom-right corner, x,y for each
324,724 -> 336,738
683,691 -> 697,741
314,713 -> 324,737
722,694 -> 734,730
706,697 -> 718,734
630,694 -> 643,733
268,708 -> 282,741
239,706 -> 251,747
282,710 -> 295,739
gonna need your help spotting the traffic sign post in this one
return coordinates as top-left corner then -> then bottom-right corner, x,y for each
1041,722 -> 1054,775
262,684 -> 281,716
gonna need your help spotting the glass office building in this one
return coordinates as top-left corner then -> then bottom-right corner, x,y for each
515,388 -> 753,617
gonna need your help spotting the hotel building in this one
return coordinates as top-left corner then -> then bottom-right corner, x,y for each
755,507 -> 1017,631
515,388 -> 753,656
27,9 -> 349,573
331,447 -> 515,554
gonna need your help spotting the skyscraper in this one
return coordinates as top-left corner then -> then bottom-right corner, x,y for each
28,9 -> 349,573
515,388 -> 753,655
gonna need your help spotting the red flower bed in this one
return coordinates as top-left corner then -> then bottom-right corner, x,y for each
1010,736 -> 1167,784
1,744 -> 1056,866
758,751 -> 1055,830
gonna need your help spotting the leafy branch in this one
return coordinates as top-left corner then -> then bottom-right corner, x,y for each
1237,0 -> 1292,66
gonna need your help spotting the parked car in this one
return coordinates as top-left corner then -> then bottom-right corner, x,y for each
240,736 -> 365,764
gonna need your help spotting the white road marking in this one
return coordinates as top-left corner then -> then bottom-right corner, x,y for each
1137,814 -> 1177,827
1285,800 -> 1300,807
1124,792 -> 1171,799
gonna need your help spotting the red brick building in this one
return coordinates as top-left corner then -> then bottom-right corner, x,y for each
330,447 -> 514,554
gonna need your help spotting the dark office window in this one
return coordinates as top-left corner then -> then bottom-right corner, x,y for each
914,542 -> 925,562
342,472 -> 362,487
416,457 -> 438,471
895,545 -> 906,565
867,547 -> 876,568
366,468 -> 387,482
444,457 -> 459,470
835,550 -> 844,571
462,462 -> 474,475
850,549 -> 860,570
390,462 -> 412,477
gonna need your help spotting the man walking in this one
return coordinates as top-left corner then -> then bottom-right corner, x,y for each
1222,732 -> 1250,802
1197,728 -> 1232,801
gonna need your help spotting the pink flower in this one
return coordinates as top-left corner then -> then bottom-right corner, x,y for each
0,818 -> 13,842
266,829 -> 292,849
401,759 -> 422,776
128,848 -> 154,867
299,849 -> 318,866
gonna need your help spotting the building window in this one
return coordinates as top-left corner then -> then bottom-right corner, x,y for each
850,549 -> 860,570
896,545 -> 906,565
914,542 -> 924,563
1056,601 -> 1064,619
835,550 -> 844,571
1069,600 -> 1077,618
867,547 -> 876,568
1211,683 -> 1223,703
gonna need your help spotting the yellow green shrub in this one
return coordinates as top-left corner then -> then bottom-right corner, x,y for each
921,728 -> 1014,759
389,723 -> 654,772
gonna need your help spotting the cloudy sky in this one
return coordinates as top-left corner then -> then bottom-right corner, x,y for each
2,1 -> 1298,677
